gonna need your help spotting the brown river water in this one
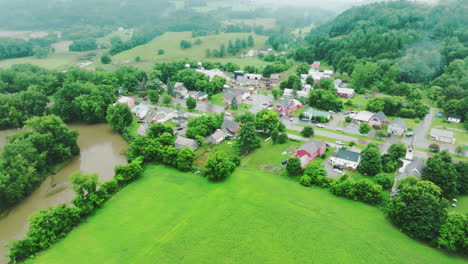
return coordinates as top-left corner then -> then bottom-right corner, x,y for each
0,124 -> 128,263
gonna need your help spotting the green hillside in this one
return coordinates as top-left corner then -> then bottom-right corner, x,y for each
31,143 -> 467,264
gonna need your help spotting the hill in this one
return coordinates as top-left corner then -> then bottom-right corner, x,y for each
31,143 -> 467,264
94,32 -> 270,71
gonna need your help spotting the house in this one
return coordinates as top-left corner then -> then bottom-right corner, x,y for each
330,149 -> 361,170
303,84 -> 313,93
353,111 -> 375,124
137,124 -> 148,136
274,98 -> 303,115
221,120 -> 241,137
334,79 -> 342,88
258,48 -> 272,55
369,111 -> 388,127
283,89 -> 309,99
207,129 -> 227,145
116,96 -> 135,108
387,119 -> 407,136
245,49 -> 258,57
132,104 -> 153,119
223,89 -> 243,105
323,70 -> 333,77
447,114 -> 462,123
174,82 -> 188,98
311,61 -> 320,70
270,74 -> 280,84
302,108 -> 331,120
175,136 -> 199,151
149,106 -> 178,123
337,88 -> 355,98
391,159 -> 426,198
194,91 -> 208,101
430,129 -> 456,143
294,140 -> 327,168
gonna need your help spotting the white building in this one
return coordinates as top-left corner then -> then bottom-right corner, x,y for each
447,114 -> 462,123
330,149 -> 361,170
430,129 -> 456,144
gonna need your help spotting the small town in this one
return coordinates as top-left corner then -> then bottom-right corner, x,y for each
0,0 -> 466,263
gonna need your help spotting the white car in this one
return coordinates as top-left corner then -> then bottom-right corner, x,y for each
317,124 -> 325,128
333,168 -> 344,174
335,140 -> 344,145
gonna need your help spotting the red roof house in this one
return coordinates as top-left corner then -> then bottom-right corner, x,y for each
294,140 -> 326,168
274,98 -> 303,115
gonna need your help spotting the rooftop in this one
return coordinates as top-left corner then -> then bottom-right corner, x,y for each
333,149 -> 361,163
353,111 -> 374,122
430,128 -> 454,138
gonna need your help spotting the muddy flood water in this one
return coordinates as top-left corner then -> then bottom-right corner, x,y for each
0,124 -> 128,263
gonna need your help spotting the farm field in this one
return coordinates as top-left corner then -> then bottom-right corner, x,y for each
93,32 -> 269,71
0,51 -> 95,71
224,18 -> 277,29
31,142 -> 467,264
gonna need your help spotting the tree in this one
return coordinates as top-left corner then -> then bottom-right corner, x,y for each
359,123 -> 371,134
255,109 -> 279,135
387,178 -> 447,242
175,147 -> 195,172
429,143 -> 440,153
106,104 -> 133,133
278,132 -> 288,144
148,90 -> 159,103
308,89 -> 342,112
115,160 -> 144,185
204,152 -> 236,181
296,63 -> 310,75
301,126 -> 314,137
388,143 -> 406,160
101,55 -> 112,64
455,162 -> 468,194
437,212 -> 468,253
148,123 -> 173,139
157,49 -> 165,55
272,88 -> 281,99
374,173 -> 392,189
162,94 -> 172,105
70,172 -> 103,215
358,144 -> 382,176
376,130 -> 389,138
455,145 -> 465,156
271,128 -> 280,143
286,157 -> 302,176
180,40 -> 192,49
247,35 -> 255,47
231,96 -> 238,110
422,151 -> 459,198
235,122 -> 261,154
186,97 -> 197,110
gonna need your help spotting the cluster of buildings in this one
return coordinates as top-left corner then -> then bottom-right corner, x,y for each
351,111 -> 388,127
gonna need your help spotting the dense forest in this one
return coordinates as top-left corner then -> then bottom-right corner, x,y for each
294,0 -> 467,123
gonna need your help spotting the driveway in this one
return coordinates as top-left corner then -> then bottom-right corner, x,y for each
248,93 -> 274,114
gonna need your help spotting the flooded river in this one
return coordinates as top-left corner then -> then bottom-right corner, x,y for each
0,124 -> 128,263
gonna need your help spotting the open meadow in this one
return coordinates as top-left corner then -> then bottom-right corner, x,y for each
30,141 -> 467,264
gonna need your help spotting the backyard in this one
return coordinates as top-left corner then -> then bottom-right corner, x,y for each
30,142 -> 468,264
429,116 -> 468,145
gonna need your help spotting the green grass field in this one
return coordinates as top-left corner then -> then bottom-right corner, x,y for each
31,141 -> 467,264
0,51 -> 93,71
95,32 -> 269,71
429,116 -> 467,145
450,195 -> 468,214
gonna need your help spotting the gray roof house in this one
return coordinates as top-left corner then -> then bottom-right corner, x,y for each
391,159 -> 426,198
387,119 -> 407,136
369,111 -> 388,127
330,149 -> 361,170
175,136 -> 199,151
221,120 -> 241,136
206,129 -> 227,145
174,82 -> 188,97
430,128 -> 456,144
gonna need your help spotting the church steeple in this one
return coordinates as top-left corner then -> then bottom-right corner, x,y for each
405,133 -> 415,161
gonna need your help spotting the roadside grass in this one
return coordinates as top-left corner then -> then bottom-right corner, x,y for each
415,148 -> 468,161
286,129 -> 367,150
295,124 -> 383,143
209,93 -> 224,106
30,145 -> 468,264
429,116 -> 467,145
95,32 -> 269,71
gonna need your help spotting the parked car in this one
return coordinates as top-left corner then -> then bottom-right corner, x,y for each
180,96 -> 185,100
335,140 -> 344,145
317,124 -> 325,128
405,132 -> 415,137
336,128 -> 344,132
333,168 -> 344,174
289,117 -> 294,121
329,110 -> 336,114
311,120 -> 318,123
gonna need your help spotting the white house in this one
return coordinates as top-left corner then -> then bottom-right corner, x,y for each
430,129 -> 456,143
132,104 -> 153,119
207,129 -> 227,145
330,149 -> 361,170
448,114 -> 462,123
150,107 -> 178,123
353,111 -> 374,124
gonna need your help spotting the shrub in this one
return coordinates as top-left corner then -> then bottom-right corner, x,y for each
429,143 -> 440,153
157,49 -> 165,55
301,126 -> 314,138
101,55 -> 112,64
330,176 -> 383,205
345,116 -> 352,123
299,175 -> 312,186
286,157 -> 302,176
374,173 -> 392,190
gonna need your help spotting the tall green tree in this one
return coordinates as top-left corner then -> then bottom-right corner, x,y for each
358,144 -> 382,176
106,104 -> 133,133
186,96 -> 197,110
422,151 -> 459,198
235,122 -> 261,154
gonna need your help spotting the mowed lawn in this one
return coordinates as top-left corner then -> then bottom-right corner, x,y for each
31,143 -> 467,264
429,116 -> 467,145
96,32 -> 269,71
